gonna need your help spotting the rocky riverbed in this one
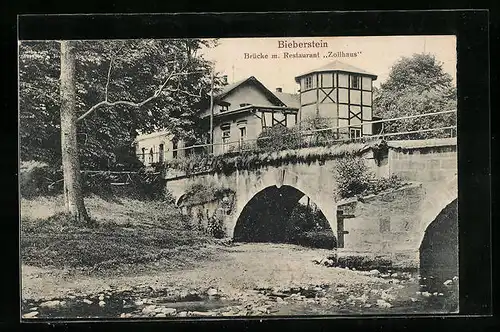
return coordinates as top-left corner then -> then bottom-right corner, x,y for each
21,243 -> 459,319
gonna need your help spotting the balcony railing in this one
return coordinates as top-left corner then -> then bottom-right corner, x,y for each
138,109 -> 457,164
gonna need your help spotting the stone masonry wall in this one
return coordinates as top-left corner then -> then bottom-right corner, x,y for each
388,146 -> 457,182
341,184 -> 426,268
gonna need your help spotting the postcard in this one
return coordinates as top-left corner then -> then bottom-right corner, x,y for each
20,34 -> 459,320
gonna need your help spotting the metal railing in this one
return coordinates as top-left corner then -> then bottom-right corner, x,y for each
138,109 -> 457,163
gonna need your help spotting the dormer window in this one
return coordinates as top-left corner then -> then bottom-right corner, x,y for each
240,103 -> 251,107
218,101 -> 231,112
305,76 -> 313,90
351,75 -> 361,90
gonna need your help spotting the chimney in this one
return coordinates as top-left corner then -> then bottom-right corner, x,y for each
276,87 -> 282,93
222,75 -> 228,85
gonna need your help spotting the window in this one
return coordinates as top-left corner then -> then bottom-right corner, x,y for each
222,130 -> 231,152
351,75 -> 361,90
159,144 -> 164,163
263,112 -> 273,129
149,148 -> 154,164
221,123 -> 231,153
222,130 -> 231,142
305,76 -> 313,90
219,101 -> 230,112
172,140 -> 178,159
141,148 -> 145,162
240,103 -> 251,107
286,114 -> 297,128
349,128 -> 362,139
237,120 -> 247,142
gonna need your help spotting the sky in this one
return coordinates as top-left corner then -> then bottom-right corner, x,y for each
200,36 -> 457,94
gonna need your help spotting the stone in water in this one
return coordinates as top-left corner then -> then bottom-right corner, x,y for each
23,311 -> 39,318
40,300 -> 61,308
162,308 -> 177,315
376,299 -> 392,308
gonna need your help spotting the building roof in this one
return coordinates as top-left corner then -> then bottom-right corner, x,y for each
213,77 -> 249,99
274,91 -> 300,108
295,60 -> 378,82
213,76 -> 285,106
201,104 -> 298,120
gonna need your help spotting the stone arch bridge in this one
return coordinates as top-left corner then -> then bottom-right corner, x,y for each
165,138 -> 457,271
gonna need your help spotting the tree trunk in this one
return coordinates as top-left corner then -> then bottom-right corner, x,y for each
60,40 -> 90,224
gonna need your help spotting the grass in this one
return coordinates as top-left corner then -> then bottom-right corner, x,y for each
20,195 -> 214,272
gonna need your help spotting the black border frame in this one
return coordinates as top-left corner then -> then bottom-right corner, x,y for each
6,9 -> 494,332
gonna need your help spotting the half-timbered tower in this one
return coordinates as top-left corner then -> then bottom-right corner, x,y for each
294,60 -> 378,138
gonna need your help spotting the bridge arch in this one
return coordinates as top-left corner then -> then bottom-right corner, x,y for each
416,175 -> 458,291
419,197 -> 458,291
416,175 -> 458,247
225,168 -> 339,240
229,177 -> 338,247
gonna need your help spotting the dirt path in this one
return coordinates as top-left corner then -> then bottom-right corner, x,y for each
23,243 -> 379,300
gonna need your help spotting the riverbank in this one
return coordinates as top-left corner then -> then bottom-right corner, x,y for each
22,243 -> 459,318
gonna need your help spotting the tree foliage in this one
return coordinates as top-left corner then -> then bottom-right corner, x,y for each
373,53 -> 457,139
19,39 -> 221,169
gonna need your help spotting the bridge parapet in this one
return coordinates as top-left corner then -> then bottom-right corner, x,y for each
385,138 -> 457,182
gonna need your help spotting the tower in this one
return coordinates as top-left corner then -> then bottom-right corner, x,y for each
294,60 -> 377,138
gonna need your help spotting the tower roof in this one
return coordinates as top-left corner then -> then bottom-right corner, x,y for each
294,60 -> 378,82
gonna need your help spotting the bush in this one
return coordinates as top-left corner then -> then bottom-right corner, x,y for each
82,172 -> 113,197
292,230 -> 336,249
334,157 -> 407,199
288,203 -> 330,234
334,156 -> 373,199
81,169 -> 167,201
196,209 -> 206,232
282,203 -> 336,249
365,174 -> 406,196
166,153 -> 213,175
207,215 -> 225,239
256,125 -> 302,152
20,161 -> 62,198
299,116 -> 339,147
